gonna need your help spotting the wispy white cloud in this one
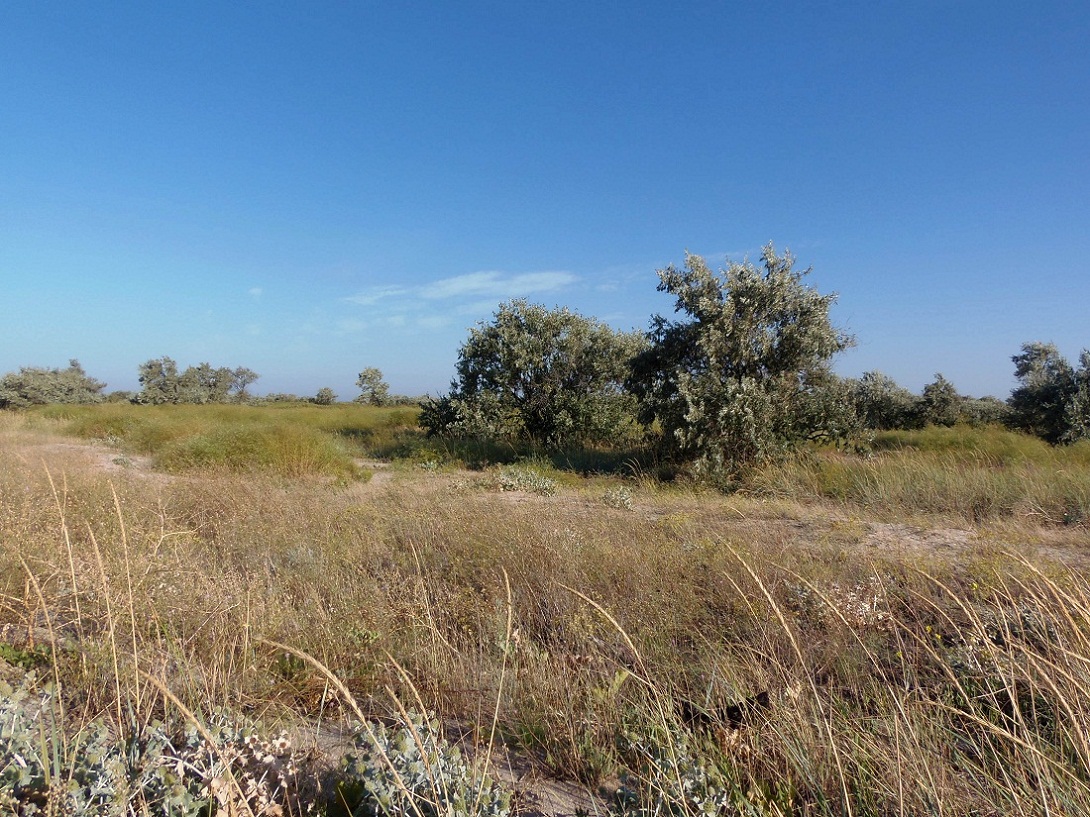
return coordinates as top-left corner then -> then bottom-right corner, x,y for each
421,270 -> 576,301
343,270 -> 578,329
343,285 -> 413,306
248,287 -> 263,298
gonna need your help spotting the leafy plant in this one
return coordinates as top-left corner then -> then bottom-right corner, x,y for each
421,300 -> 644,448
336,712 -> 510,817
1008,342 -> 1090,444
602,486 -> 634,510
629,245 -> 854,480
0,360 -> 106,409
494,464 -> 558,496
357,368 -> 391,407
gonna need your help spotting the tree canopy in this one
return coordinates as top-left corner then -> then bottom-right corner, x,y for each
629,245 -> 854,477
1008,342 -> 1090,444
0,360 -> 106,408
421,299 -> 645,447
137,358 -> 259,405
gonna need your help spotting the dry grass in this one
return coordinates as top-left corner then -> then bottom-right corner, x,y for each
2,410 -> 1089,815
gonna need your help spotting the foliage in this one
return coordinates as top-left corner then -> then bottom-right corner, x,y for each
357,368 -> 391,407
849,370 -> 921,431
0,676 -> 316,816
629,245 -> 853,479
1007,342 -> 1090,444
919,372 -> 961,427
601,486 -> 634,510
0,360 -> 106,409
421,299 -> 644,448
137,357 -> 260,405
337,712 -> 510,817
616,733 -> 732,817
493,463 -> 559,496
314,387 -> 338,405
960,394 -> 1011,427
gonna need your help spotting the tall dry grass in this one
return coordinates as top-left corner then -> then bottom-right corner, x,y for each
1,411 -> 1089,814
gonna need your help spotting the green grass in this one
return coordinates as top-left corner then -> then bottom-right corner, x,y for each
752,425 -> 1090,524
35,402 -> 420,477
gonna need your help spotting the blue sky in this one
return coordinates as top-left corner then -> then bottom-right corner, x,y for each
3,2 -> 1088,399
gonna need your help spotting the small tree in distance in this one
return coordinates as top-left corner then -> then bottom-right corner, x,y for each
314,387 -> 337,405
232,367 -> 260,401
0,359 -> 106,408
919,373 -> 960,427
356,368 -> 390,406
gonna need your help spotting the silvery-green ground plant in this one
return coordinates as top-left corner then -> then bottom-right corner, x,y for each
0,673 -> 319,816
337,712 -> 511,817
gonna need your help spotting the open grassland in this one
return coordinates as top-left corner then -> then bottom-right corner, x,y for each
2,407 -> 1089,815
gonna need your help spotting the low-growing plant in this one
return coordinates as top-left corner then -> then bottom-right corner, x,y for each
0,674 -> 321,816
336,712 -> 511,817
601,486 -> 634,510
494,464 -> 558,496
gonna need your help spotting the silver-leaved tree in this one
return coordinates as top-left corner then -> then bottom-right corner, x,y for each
628,244 -> 854,480
421,299 -> 645,448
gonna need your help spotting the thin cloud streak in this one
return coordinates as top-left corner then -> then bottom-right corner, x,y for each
345,269 -> 578,311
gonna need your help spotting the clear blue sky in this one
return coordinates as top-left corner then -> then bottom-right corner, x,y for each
3,2 -> 1088,399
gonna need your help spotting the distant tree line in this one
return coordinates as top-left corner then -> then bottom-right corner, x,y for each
0,357 -> 416,409
421,244 -> 1090,481
3,244 -> 1088,480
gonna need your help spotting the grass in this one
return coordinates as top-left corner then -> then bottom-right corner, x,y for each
751,424 -> 1090,525
33,402 -> 419,478
2,409 -> 1089,814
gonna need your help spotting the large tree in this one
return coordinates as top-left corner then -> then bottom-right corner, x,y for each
421,299 -> 644,447
629,245 -> 853,478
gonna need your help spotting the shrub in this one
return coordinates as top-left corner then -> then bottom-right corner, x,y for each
1007,342 -> 1090,444
422,300 -> 644,448
0,360 -> 106,409
629,245 -> 854,480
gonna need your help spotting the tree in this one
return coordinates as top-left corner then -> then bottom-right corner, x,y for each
314,387 -> 337,405
137,358 -> 260,404
0,359 -> 106,408
420,299 -> 645,447
629,245 -> 853,478
850,371 -> 921,430
1063,355 -> 1090,443
177,362 -> 234,404
919,373 -> 961,427
1007,342 -> 1090,444
232,367 -> 260,401
356,368 -> 390,406
137,357 -> 181,404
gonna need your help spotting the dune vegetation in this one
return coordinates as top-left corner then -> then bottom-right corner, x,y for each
1,404 -> 1089,816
